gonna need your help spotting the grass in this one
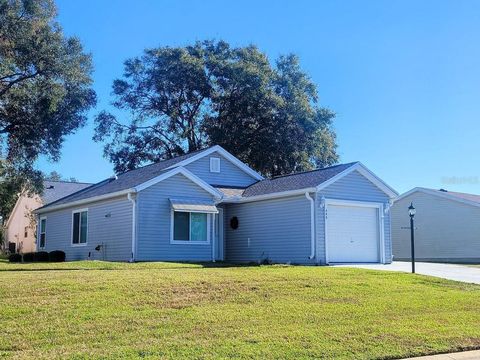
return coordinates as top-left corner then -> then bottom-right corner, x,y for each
0,260 -> 479,359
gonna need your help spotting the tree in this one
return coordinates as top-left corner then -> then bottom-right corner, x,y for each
94,40 -> 337,176
44,170 -> 78,182
0,0 -> 96,217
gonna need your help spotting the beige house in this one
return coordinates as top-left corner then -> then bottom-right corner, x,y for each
4,181 -> 91,253
392,187 -> 480,263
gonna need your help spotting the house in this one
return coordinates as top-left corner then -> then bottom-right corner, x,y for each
4,181 -> 91,253
33,146 -> 397,264
392,187 -> 480,263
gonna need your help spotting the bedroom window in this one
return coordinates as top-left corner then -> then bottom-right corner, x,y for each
210,157 -> 220,173
72,209 -> 88,245
172,211 -> 209,243
39,218 -> 46,249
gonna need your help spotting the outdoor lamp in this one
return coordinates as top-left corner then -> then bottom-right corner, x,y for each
408,203 -> 416,218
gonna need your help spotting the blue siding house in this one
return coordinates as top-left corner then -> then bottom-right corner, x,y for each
34,146 -> 397,264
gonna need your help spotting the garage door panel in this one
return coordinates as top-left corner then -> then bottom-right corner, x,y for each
327,204 -> 380,263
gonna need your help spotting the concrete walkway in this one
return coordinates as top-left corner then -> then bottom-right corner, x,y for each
402,349 -> 480,359
335,261 -> 480,284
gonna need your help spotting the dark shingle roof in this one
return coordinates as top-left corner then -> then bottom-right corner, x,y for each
40,148 -> 210,209
242,162 -> 358,197
42,181 -> 92,204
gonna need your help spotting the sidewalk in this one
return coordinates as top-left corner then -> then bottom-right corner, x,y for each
403,350 -> 480,359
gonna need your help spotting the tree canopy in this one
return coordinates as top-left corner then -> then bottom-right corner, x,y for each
0,0 -> 96,218
94,40 -> 338,176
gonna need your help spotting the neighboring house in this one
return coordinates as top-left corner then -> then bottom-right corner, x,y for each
4,181 -> 91,253
392,187 -> 480,263
33,146 -> 397,264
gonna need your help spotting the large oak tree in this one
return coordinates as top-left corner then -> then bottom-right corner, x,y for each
94,40 -> 337,176
0,0 -> 96,220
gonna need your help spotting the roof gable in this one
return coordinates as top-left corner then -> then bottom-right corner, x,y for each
394,187 -> 480,208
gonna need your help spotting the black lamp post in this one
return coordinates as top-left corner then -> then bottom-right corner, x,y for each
408,202 -> 416,273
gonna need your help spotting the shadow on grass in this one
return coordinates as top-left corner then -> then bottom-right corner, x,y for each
0,260 -> 280,272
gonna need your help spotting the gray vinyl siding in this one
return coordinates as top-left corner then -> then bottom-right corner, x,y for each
392,192 -> 480,263
136,173 -> 216,261
40,196 -> 132,261
185,151 -> 257,187
316,170 -> 392,264
224,195 -> 315,264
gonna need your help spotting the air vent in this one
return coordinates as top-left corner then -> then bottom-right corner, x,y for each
439,188 -> 448,192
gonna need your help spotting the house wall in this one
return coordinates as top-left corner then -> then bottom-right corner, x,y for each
392,192 -> 480,263
136,173 -> 217,261
224,194 -> 315,264
5,195 -> 42,253
184,151 -> 258,187
316,170 -> 393,264
38,196 -> 133,261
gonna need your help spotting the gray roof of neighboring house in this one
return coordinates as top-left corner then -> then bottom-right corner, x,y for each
42,181 -> 92,204
40,148 -> 210,209
242,162 -> 358,197
429,188 -> 480,204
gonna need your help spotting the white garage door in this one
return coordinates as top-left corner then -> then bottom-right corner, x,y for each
326,204 -> 380,263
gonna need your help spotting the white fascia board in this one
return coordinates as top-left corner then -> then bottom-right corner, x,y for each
33,189 -> 135,214
135,167 -> 223,199
316,162 -> 398,199
165,145 -> 264,181
221,187 -> 317,204
393,187 -> 480,208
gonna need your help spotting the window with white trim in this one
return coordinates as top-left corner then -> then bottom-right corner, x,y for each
72,209 -> 88,245
210,157 -> 220,173
173,211 -> 209,243
39,218 -> 46,249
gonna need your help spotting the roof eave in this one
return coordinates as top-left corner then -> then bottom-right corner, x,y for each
33,188 -> 137,214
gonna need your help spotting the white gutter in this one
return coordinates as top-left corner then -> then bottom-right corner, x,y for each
34,188 -> 135,214
127,192 -> 137,262
221,187 -> 317,204
305,192 -> 315,260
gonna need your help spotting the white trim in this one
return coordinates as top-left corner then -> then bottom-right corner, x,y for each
212,212 -> 216,262
34,189 -> 134,214
71,208 -> 89,247
305,192 -> 315,260
221,187 -> 317,204
217,208 -> 225,261
210,157 -> 221,173
393,187 -> 480,209
135,167 -> 223,199
127,192 -> 137,262
38,216 -> 47,250
169,210 -> 211,245
324,199 -> 385,264
165,145 -> 264,180
316,163 -> 398,199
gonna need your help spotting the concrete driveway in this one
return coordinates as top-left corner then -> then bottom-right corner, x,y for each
335,261 -> 480,284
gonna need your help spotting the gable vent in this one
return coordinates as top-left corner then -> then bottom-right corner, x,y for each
210,157 -> 221,173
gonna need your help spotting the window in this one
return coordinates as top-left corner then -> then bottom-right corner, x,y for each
39,218 -> 46,249
210,157 -> 220,173
72,209 -> 88,245
172,211 -> 209,243
24,226 -> 28,238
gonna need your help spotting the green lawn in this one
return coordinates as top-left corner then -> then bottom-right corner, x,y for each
0,261 -> 479,359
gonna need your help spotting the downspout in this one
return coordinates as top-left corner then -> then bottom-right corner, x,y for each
127,192 -> 137,262
211,213 -> 216,263
305,192 -> 315,260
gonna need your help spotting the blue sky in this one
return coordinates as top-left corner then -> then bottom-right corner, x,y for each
37,0 -> 480,194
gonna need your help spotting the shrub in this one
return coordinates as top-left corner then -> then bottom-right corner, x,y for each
8,253 -> 21,263
48,250 -> 66,262
22,252 -> 35,262
34,251 -> 49,262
